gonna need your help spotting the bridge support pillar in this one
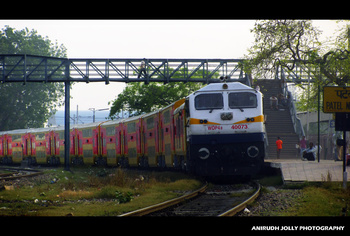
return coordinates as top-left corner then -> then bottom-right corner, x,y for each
64,63 -> 71,171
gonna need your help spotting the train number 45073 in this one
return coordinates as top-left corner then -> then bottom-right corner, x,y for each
231,124 -> 248,129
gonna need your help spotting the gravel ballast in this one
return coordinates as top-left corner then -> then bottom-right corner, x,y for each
237,187 -> 303,216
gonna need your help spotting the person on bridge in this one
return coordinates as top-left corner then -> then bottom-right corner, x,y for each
270,95 -> 278,110
138,60 -> 147,78
276,137 -> 283,159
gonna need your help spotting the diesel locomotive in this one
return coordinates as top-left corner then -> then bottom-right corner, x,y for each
0,82 -> 266,177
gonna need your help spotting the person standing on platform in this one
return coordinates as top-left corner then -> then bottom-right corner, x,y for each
299,136 -> 307,160
276,137 -> 283,159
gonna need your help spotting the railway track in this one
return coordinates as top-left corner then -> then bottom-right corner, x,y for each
120,181 -> 260,217
0,167 -> 43,181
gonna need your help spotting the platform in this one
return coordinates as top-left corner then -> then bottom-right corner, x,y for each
265,159 -> 349,183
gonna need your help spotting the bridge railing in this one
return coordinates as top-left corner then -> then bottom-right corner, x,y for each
275,64 -> 306,139
0,54 -> 250,85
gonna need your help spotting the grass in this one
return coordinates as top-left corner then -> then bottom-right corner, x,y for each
0,167 -> 202,216
256,175 -> 350,216
283,182 -> 350,216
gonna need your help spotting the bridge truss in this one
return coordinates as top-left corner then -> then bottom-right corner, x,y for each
0,54 -> 249,84
274,62 -> 321,84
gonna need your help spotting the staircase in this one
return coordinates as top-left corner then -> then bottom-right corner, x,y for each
255,80 -> 300,159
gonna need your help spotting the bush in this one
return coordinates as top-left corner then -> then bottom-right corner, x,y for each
95,186 -> 133,203
115,190 -> 133,203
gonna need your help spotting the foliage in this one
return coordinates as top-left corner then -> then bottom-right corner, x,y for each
245,20 -> 350,112
0,167 -> 202,216
108,68 -> 206,118
95,187 -> 133,203
296,22 -> 350,111
295,83 -> 320,112
244,20 -> 321,79
309,23 -> 350,87
285,183 -> 350,216
0,26 -> 67,131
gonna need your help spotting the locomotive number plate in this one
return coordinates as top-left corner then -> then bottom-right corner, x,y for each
231,124 -> 248,130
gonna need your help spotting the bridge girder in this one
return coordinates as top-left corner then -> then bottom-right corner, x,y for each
0,54 -> 250,85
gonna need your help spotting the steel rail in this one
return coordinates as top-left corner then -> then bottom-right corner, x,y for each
0,167 -> 43,181
119,182 -> 208,217
218,182 -> 261,217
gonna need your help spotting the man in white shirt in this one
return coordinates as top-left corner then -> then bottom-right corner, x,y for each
303,142 -> 317,161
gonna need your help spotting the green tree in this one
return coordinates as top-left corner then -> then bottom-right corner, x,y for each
244,20 -> 321,79
245,20 -> 350,112
309,23 -> 350,87
295,83 -> 319,112
297,22 -> 350,112
0,26 -> 67,130
108,68 -> 208,118
109,81 -> 203,118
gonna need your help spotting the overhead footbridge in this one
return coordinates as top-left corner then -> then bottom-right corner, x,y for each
0,54 -> 250,84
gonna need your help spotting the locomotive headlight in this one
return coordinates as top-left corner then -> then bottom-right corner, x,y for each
247,146 -> 259,158
221,112 -> 233,120
198,147 -> 210,160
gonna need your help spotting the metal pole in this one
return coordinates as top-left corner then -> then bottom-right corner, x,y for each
317,84 -> 320,162
64,62 -> 70,171
343,129 -> 347,189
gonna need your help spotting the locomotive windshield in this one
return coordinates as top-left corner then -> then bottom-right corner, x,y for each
195,93 -> 223,110
229,92 -> 257,109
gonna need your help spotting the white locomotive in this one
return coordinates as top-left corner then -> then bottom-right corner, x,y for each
185,82 -> 267,176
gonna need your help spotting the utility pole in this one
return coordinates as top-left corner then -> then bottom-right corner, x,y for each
89,107 -> 109,122
317,83 -> 320,162
76,105 -> 79,125
64,82 -> 70,171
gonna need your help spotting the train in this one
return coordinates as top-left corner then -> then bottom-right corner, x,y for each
0,82 -> 267,177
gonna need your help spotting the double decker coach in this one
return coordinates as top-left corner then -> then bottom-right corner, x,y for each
0,82 -> 266,178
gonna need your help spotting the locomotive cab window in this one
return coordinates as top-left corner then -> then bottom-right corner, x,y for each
195,93 -> 223,110
229,92 -> 257,109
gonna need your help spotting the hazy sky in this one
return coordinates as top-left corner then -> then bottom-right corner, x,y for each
0,20 -> 345,111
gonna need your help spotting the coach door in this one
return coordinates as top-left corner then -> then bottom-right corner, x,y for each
48,136 -> 52,156
3,136 -> 8,156
49,134 -> 57,156
120,128 -> 125,156
26,136 -> 32,156
72,129 -> 79,156
48,132 -> 53,156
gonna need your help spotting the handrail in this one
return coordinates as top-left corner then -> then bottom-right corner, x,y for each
277,66 -> 305,139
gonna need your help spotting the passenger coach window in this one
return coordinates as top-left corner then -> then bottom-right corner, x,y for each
195,93 -> 223,110
229,92 -> 257,109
